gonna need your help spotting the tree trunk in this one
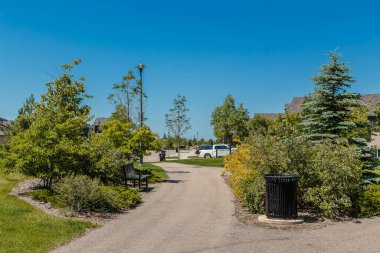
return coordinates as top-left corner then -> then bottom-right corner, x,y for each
177,137 -> 180,160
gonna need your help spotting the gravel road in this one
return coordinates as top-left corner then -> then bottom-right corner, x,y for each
52,163 -> 380,253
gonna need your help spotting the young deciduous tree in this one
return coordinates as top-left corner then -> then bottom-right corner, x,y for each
99,119 -> 160,161
108,71 -> 138,123
210,95 -> 249,145
5,59 -> 92,187
301,51 -> 365,145
165,95 -> 191,159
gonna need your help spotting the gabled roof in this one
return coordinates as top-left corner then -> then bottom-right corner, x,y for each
285,94 -> 380,116
255,113 -> 285,120
285,97 -> 304,114
93,117 -> 109,126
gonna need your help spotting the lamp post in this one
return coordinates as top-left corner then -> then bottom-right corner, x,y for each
136,63 -> 145,165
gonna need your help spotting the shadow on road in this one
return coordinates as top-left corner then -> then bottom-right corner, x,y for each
162,179 -> 185,184
167,171 -> 191,174
140,187 -> 155,193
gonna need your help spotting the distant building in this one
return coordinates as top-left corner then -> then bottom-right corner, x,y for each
0,117 -> 9,144
284,94 -> 380,127
254,113 -> 285,120
92,117 -> 109,133
254,94 -> 380,157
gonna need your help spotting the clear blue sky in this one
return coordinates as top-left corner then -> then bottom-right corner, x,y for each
1,0 -> 379,139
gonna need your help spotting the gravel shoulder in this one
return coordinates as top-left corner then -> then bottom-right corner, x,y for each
52,163 -> 380,253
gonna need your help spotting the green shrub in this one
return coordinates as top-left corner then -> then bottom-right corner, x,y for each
356,184 -> 380,217
100,186 -> 141,212
226,133 -> 363,218
30,188 -> 65,207
53,175 -> 141,212
304,143 -> 361,218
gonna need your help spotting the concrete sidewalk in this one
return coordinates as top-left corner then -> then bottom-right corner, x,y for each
52,163 -> 380,253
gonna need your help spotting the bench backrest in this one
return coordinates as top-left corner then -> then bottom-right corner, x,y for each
124,163 -> 136,177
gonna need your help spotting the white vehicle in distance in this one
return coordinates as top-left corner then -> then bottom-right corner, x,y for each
197,144 -> 237,158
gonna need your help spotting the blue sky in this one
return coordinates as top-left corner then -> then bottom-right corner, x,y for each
1,0 -> 380,139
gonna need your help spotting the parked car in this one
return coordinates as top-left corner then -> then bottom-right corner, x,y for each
195,145 -> 213,155
197,144 -> 236,158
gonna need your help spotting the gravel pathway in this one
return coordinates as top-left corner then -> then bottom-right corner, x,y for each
52,163 -> 380,253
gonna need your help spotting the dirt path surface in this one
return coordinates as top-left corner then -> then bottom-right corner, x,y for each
52,163 -> 380,253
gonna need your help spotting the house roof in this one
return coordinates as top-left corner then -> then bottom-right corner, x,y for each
255,113 -> 285,120
285,94 -> 380,116
93,117 -> 109,126
285,97 -> 304,114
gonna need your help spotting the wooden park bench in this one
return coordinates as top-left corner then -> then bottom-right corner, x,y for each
122,163 -> 151,189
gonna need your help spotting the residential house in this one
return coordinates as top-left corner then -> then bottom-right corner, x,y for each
92,117 -> 109,134
255,94 -> 380,156
0,117 -> 9,144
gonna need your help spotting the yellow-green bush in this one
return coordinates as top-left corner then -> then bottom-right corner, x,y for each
224,144 -> 264,212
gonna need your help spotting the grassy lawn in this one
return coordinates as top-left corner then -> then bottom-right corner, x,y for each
134,162 -> 168,183
0,160 -> 94,253
165,158 -> 224,167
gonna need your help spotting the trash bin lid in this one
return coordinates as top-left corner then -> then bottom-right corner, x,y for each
264,174 -> 300,183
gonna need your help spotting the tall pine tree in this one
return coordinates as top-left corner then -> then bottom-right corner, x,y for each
301,51 -> 365,145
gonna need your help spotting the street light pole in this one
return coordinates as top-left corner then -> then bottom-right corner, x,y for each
136,63 -> 145,165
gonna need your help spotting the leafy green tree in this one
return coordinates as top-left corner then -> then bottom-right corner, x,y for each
165,95 -> 191,159
5,59 -> 91,187
108,71 -> 138,123
301,51 -> 365,145
99,119 -> 160,161
247,115 -> 274,136
210,95 -> 249,145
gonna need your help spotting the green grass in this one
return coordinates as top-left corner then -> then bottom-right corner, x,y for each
134,162 -> 168,183
165,158 -> 224,167
0,160 -> 95,253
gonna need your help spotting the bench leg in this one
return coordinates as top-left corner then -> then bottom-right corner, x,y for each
133,180 -> 136,188
146,178 -> 149,188
138,179 -> 141,189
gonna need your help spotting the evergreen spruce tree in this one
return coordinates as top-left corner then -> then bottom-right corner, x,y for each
301,51 -> 365,145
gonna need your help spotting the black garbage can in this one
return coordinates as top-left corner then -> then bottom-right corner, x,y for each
264,174 -> 300,219
159,150 -> 166,161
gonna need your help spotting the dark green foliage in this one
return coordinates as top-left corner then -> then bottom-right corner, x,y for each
301,51 -> 365,144
210,95 -> 249,145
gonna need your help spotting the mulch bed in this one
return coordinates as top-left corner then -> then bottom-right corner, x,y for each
222,173 -> 337,230
11,178 -> 123,225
